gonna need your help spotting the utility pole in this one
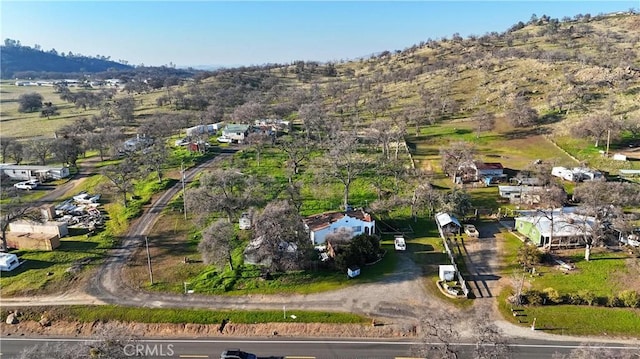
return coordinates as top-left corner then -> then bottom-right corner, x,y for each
181,162 -> 187,220
605,129 -> 611,157
145,236 -> 154,285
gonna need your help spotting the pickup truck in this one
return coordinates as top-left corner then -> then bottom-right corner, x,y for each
14,181 -> 38,190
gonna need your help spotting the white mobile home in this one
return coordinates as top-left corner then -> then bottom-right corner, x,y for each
221,124 -> 251,143
0,164 -> 70,181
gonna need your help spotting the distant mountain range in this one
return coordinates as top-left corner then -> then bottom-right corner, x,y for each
1,42 -> 134,79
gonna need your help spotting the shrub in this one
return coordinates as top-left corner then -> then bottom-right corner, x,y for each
617,290 -> 640,308
578,290 -> 597,306
606,294 -> 622,308
542,287 -> 563,304
524,289 -> 544,305
567,292 -> 584,305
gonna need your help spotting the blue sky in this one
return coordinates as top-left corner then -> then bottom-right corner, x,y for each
1,1 -> 637,68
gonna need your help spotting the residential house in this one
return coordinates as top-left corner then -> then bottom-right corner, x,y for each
221,124 -> 251,143
0,164 -> 70,181
515,208 -> 595,248
458,161 -> 505,183
122,134 -> 153,152
254,119 -> 291,134
551,166 -> 602,182
498,185 -> 545,205
572,167 -> 603,181
303,209 -> 375,246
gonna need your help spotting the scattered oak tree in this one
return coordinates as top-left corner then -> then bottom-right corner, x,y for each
251,200 -> 314,271
198,219 -> 236,270
18,92 -> 43,113
439,141 -> 475,182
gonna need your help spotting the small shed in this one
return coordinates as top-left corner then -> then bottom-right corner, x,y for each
613,153 -> 627,161
439,264 -> 456,281
435,212 -> 462,235
0,253 -> 21,271
347,266 -> 361,278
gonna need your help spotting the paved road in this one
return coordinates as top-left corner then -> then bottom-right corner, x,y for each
2,337 -> 639,359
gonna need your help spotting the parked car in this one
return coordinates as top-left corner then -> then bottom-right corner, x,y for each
394,236 -> 407,251
220,349 -> 257,359
174,137 -> 190,146
217,136 -> 232,143
464,224 -> 479,237
14,181 -> 38,190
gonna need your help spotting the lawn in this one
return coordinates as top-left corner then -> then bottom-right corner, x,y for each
496,231 -> 640,336
499,233 -> 634,296
498,287 -> 640,336
529,250 -> 630,297
0,233 -> 111,296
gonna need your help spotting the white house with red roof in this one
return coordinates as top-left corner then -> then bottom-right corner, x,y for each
458,161 -> 504,182
303,209 -> 375,246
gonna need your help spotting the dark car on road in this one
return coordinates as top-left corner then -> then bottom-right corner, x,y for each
220,349 -> 257,359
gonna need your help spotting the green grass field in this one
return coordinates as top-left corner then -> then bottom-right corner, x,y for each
498,287 -> 640,336
0,305 -> 369,325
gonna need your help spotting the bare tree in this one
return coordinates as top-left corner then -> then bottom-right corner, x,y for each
411,182 -> 441,220
186,168 -> 257,223
140,141 -> 169,183
573,182 -> 640,261
507,95 -> 538,127
298,101 -> 327,140
411,311 -> 462,359
6,139 -> 24,164
113,96 -> 136,123
1,137 -> 16,163
277,134 -> 311,181
474,109 -> 496,138
533,184 -> 567,250
471,313 -> 512,359
26,138 -> 54,165
570,112 -> 622,147
231,101 -> 264,124
100,156 -> 142,207
251,200 -> 314,271
52,135 -> 83,167
319,133 -> 372,209
199,219 -> 236,270
439,141 -> 476,181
